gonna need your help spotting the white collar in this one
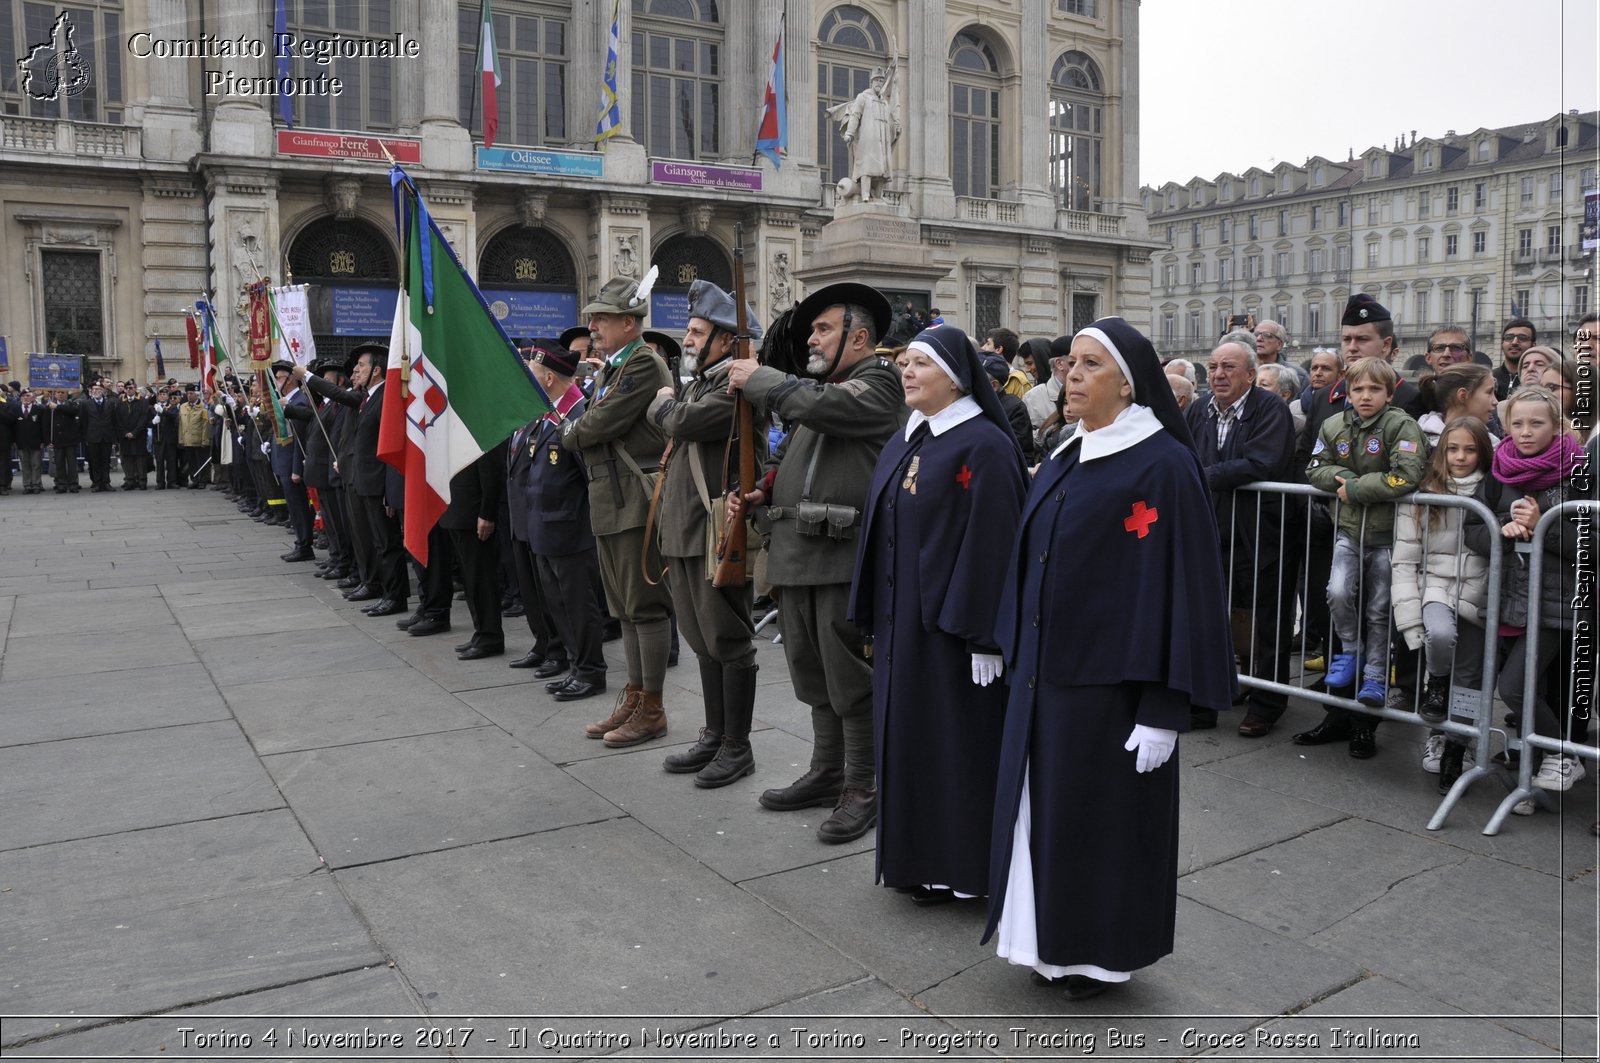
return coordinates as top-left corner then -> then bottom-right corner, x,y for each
1210,388 -> 1249,418
905,394 -> 981,440
1052,403 -> 1162,462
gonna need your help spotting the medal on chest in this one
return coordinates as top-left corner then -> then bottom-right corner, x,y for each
900,455 -> 920,495
548,445 -> 560,465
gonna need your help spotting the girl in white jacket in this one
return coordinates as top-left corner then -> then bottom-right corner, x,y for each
1390,416 -> 1495,792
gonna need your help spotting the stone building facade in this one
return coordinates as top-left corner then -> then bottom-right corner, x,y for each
1,0 -> 1157,384
1142,111 -> 1598,363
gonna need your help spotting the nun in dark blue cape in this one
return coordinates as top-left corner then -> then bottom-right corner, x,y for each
848,327 -> 1027,902
981,318 -> 1236,997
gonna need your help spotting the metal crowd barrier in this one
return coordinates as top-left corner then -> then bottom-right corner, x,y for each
1483,499 -> 1600,833
1225,481 -> 1541,835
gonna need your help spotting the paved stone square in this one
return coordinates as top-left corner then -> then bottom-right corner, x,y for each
0,488 -> 1595,1061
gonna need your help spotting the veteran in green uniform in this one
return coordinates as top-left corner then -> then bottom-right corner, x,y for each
726,282 -> 905,842
647,280 -> 769,788
561,274 -> 676,747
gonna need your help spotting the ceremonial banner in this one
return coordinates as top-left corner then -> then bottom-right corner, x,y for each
595,0 -> 621,144
247,285 -> 273,365
755,11 -> 787,168
478,0 -> 502,148
378,167 -> 554,565
185,315 -> 201,369
272,284 -> 317,366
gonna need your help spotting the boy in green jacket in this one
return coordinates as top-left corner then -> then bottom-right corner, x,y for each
1304,356 -> 1429,753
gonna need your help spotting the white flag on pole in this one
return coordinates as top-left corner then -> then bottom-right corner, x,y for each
272,285 -> 317,366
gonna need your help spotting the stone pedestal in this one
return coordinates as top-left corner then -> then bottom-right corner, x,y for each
794,203 -> 949,293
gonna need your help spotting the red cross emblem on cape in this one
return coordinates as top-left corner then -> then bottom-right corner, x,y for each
1123,500 -> 1159,538
955,465 -> 973,490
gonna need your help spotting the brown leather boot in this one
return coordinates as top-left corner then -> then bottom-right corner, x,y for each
585,684 -> 641,739
603,688 -> 668,748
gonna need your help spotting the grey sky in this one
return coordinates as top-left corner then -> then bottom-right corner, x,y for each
1139,0 -> 1600,188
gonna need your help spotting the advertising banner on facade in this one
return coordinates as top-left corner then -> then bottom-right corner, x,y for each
27,354 -> 83,389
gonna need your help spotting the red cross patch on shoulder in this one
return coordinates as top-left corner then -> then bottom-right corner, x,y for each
1124,500 -> 1159,538
955,465 -> 973,490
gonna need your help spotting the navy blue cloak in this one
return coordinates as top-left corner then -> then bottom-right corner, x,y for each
849,414 -> 1027,895
981,428 -> 1235,972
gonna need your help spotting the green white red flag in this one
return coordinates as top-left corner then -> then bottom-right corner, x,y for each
378,168 -> 552,565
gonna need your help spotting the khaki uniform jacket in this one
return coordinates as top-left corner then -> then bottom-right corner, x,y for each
178,402 -> 211,448
1305,403 -> 1428,548
648,358 -> 769,559
743,355 -> 904,586
560,338 -> 672,535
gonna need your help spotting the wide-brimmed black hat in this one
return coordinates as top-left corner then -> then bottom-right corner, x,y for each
642,330 -> 683,365
344,342 -> 388,375
269,359 -> 295,375
558,325 -> 592,350
794,282 -> 892,343
309,356 -> 346,377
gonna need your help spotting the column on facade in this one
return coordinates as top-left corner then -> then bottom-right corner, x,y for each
1111,0 -> 1139,217
208,0 -> 272,156
419,0 -> 472,170
784,0 -> 816,181
906,0 -> 952,217
1016,0 -> 1053,223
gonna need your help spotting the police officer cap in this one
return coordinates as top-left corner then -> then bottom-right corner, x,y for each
686,279 -> 763,339
1342,293 -> 1391,327
527,342 -> 580,377
581,266 -> 658,318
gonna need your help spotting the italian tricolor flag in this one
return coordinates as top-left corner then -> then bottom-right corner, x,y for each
479,0 -> 501,148
378,180 -> 551,565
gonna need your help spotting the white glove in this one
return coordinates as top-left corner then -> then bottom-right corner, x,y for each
214,404 -> 225,416
259,441 -> 270,455
971,653 -> 1003,687
1124,724 -> 1177,773
153,403 -> 164,413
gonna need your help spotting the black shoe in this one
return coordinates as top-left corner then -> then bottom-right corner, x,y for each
1291,720 -> 1351,746
508,650 -> 545,669
1438,742 -> 1465,794
457,643 -> 504,661
1064,975 -> 1113,1001
344,586 -> 380,602
546,675 -> 575,694
365,598 -> 406,617
454,639 -> 476,653
532,657 -> 569,679
502,603 -> 526,618
693,736 -> 755,788
1190,708 -> 1218,730
1418,676 -> 1449,725
396,611 -> 426,631
664,728 -> 723,774
408,617 -> 452,637
552,677 -> 605,702
818,787 -> 877,843
910,886 -> 958,907
1348,728 -> 1377,759
281,549 -> 315,562
760,766 -> 846,811
336,575 -> 362,590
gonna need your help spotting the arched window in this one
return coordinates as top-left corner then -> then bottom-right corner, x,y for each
949,31 -> 1001,200
287,217 -> 399,363
631,0 -> 723,160
649,234 -> 732,328
1050,51 -> 1102,211
478,227 -> 580,340
816,5 -> 887,187
458,2 -> 568,145
286,0 -> 397,131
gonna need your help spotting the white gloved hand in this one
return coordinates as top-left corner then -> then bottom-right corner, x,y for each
1124,724 -> 1177,773
213,404 -> 226,416
971,653 -> 1003,687
259,441 -> 270,455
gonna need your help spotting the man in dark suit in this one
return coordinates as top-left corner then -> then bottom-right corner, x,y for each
47,391 -> 82,492
521,344 -> 607,700
302,343 -> 408,616
1185,336 -> 1298,737
115,380 -> 150,489
504,346 -> 570,677
287,358 -> 353,579
151,388 -> 181,489
9,391 -> 46,493
440,440 -> 510,660
269,361 -> 315,562
76,379 -> 119,492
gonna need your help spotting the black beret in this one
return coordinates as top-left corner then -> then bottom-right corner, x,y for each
1342,293 -> 1391,327
527,342 -> 579,377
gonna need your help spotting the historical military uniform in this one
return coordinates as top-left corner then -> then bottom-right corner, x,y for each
561,275 -> 676,746
648,279 -> 768,788
741,282 -> 904,841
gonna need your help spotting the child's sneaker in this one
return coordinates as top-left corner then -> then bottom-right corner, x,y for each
1325,653 -> 1361,688
1356,676 -> 1387,708
1532,755 -> 1586,792
1421,733 -> 1445,773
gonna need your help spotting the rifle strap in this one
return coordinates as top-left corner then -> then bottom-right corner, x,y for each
641,440 -> 675,587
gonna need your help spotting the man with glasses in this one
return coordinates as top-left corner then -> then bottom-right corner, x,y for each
1253,320 -> 1288,365
1424,326 -> 1473,374
1494,318 -> 1537,398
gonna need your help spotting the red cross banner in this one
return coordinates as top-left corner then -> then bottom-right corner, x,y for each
271,284 -> 316,367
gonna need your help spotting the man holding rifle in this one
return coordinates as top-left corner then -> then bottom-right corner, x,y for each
726,283 -> 903,843
648,278 -> 767,789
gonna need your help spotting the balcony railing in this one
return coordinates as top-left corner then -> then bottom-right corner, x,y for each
818,185 -> 906,211
958,197 -> 1021,224
1056,209 -> 1123,236
1,116 -> 139,158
